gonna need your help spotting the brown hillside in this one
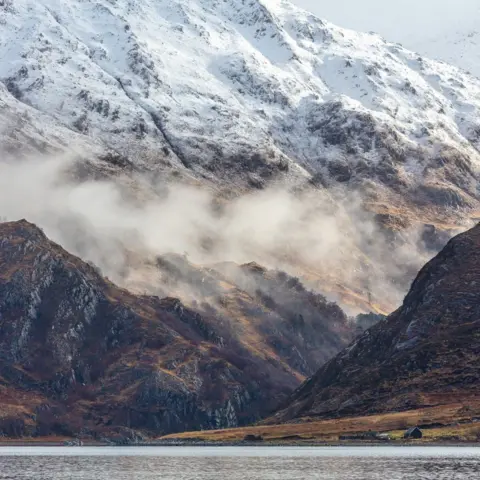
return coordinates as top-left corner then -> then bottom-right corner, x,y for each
269,223 -> 480,424
0,220 -> 354,439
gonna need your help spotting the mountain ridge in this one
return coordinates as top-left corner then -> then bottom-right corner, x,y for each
414,26 -> 480,79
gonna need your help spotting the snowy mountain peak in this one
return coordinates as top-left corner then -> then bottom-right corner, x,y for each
1,0 -> 480,208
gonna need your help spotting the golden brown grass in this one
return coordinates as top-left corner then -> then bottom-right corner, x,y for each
388,424 -> 480,442
0,436 -> 71,445
160,403 -> 480,443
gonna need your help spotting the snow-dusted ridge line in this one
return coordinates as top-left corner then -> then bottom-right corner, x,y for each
0,0 -> 480,204
414,25 -> 480,80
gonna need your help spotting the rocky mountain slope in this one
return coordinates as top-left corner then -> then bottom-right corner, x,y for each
1,0 -> 480,210
270,223 -> 480,423
0,219 -> 354,439
1,0 -> 479,440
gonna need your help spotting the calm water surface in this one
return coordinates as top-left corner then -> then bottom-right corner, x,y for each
0,446 -> 479,479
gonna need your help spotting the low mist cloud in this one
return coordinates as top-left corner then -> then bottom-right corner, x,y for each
0,154 -> 444,314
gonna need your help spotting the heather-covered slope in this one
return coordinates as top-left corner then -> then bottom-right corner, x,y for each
0,220 -> 354,439
270,223 -> 480,423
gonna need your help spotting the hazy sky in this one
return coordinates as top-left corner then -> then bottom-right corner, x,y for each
293,0 -> 480,43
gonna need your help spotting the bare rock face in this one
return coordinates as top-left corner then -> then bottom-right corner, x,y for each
0,220 -> 354,438
271,223 -> 480,423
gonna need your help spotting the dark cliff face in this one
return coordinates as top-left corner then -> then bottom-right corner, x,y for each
271,223 -> 480,423
0,220 -> 354,439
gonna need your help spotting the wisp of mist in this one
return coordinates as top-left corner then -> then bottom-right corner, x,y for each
0,154 -> 438,314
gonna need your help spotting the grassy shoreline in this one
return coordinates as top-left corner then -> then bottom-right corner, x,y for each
160,404 -> 480,444
0,439 -> 478,447
1,404 -> 479,447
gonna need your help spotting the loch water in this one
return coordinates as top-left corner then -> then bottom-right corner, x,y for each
0,446 -> 479,479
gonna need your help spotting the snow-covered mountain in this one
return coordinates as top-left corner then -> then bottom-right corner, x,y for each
416,28 -> 480,80
1,0 -> 480,209
291,0 -> 480,80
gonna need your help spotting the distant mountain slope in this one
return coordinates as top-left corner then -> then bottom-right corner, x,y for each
270,222 -> 480,423
416,28 -> 480,79
0,220 -> 354,439
1,0 -> 480,207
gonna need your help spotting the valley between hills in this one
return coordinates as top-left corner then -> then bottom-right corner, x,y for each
1,199 -> 479,444
160,221 -> 480,445
0,0 -> 480,445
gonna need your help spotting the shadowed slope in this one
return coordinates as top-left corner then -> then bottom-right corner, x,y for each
270,223 -> 480,423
